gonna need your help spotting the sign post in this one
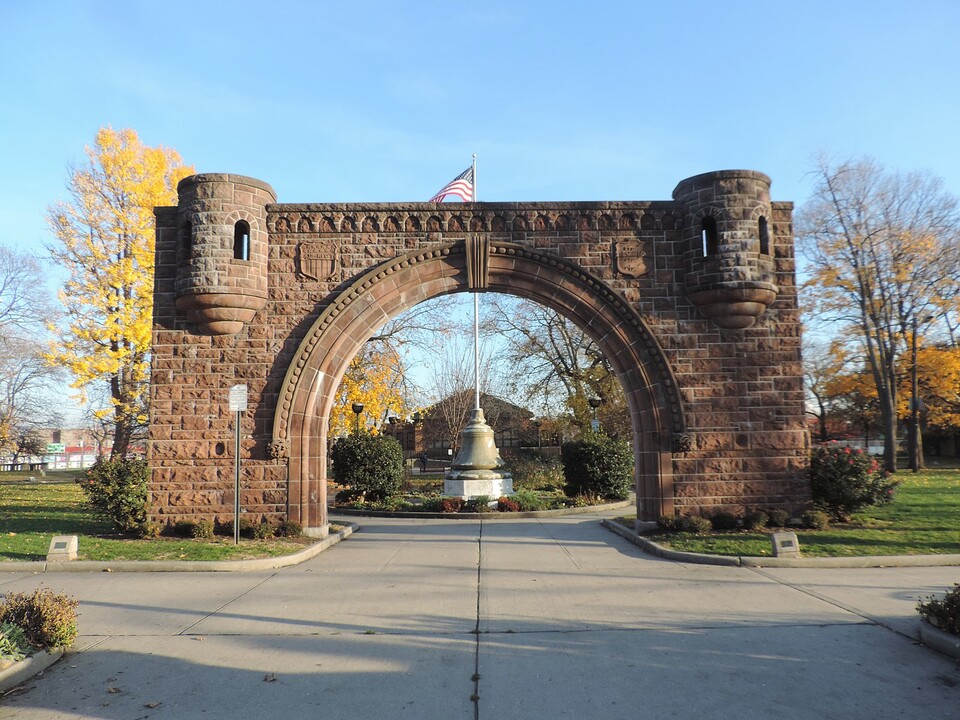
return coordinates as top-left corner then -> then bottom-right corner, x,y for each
228,384 -> 248,545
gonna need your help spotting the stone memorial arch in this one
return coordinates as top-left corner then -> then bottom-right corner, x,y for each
149,170 -> 809,535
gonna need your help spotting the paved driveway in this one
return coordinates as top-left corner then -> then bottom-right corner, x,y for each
1,516 -> 958,719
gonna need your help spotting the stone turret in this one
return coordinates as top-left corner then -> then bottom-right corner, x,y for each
673,170 -> 779,329
174,174 -> 274,335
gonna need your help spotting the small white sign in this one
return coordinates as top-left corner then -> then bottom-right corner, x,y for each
228,384 -> 248,412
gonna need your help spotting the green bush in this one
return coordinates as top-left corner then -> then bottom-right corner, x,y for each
465,495 -> 494,513
275,520 -> 302,538
0,589 -> 79,649
507,454 -> 564,491
682,515 -> 713,534
417,495 -> 444,513
252,521 -> 275,540
801,509 -> 830,530
77,457 -> 148,534
810,444 -> 899,521
766,509 -> 790,528
918,584 -> 960,636
511,489 -> 550,511
0,622 -> 31,662
330,432 -> 405,502
370,496 -> 411,512
561,433 -> 633,500
742,510 -> 769,531
710,511 -> 739,531
216,518 -> 256,538
172,520 -> 196,538
657,514 -> 712,534
657,514 -> 684,532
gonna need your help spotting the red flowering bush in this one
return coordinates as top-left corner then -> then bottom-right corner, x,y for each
809,444 -> 898,521
440,497 -> 464,513
497,497 -> 520,512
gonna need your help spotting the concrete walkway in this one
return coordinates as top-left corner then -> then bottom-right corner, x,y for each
1,515 -> 958,719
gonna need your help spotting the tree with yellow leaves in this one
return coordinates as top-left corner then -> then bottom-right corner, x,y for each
45,127 -> 193,459
904,344 -> 960,436
329,345 -> 409,437
798,156 -> 960,471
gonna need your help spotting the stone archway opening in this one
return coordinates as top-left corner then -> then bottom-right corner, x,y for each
273,239 -> 684,530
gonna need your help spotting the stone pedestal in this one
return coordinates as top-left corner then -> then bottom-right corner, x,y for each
444,409 -> 513,500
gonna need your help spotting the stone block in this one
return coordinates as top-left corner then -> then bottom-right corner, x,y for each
47,535 -> 78,562
771,531 -> 801,558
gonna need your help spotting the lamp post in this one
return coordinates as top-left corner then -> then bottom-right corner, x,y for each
533,419 -> 542,449
588,397 -> 602,433
351,402 -> 364,435
910,315 -> 934,473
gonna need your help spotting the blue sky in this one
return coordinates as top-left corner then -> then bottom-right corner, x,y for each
3,0 -> 959,261
2,1 -> 958,423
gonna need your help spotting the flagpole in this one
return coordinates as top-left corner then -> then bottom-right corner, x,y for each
472,154 -> 480,411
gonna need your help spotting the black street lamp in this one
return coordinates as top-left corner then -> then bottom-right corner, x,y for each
588,397 -> 602,433
351,402 -> 364,435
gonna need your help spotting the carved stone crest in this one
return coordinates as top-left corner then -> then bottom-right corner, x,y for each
268,439 -> 288,460
299,240 -> 339,281
672,432 -> 694,453
614,238 -> 651,277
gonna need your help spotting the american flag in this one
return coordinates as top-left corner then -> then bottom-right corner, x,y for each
429,166 -> 474,202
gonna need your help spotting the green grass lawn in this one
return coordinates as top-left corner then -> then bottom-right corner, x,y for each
0,473 -> 314,562
640,468 -> 960,558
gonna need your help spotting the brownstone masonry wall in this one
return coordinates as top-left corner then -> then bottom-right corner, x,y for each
149,170 -> 809,530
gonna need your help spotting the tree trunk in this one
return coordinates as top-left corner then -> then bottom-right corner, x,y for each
917,425 -> 926,469
878,390 -> 898,473
111,412 -> 133,460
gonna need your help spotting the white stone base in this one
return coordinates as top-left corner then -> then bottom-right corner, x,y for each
444,471 -> 513,500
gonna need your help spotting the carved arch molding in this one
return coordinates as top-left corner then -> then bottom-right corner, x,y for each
271,237 -> 686,522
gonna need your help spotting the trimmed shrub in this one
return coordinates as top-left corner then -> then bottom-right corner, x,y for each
172,520 -> 195,538
657,515 -> 684,532
710,511 -> 739,531
275,520 -> 302,538
657,514 -> 712,534
809,444 -> 899,521
216,518 -> 256,538
497,497 -> 520,512
561,434 -> 633,500
77,457 -> 148,534
766,509 -> 790,528
682,515 -> 713,535
0,589 -> 79,649
918,584 -> 960,636
801,509 -> 830,530
252,521 -> 275,540
330,432 -> 405,502
742,510 -> 769,531
192,518 -> 214,539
